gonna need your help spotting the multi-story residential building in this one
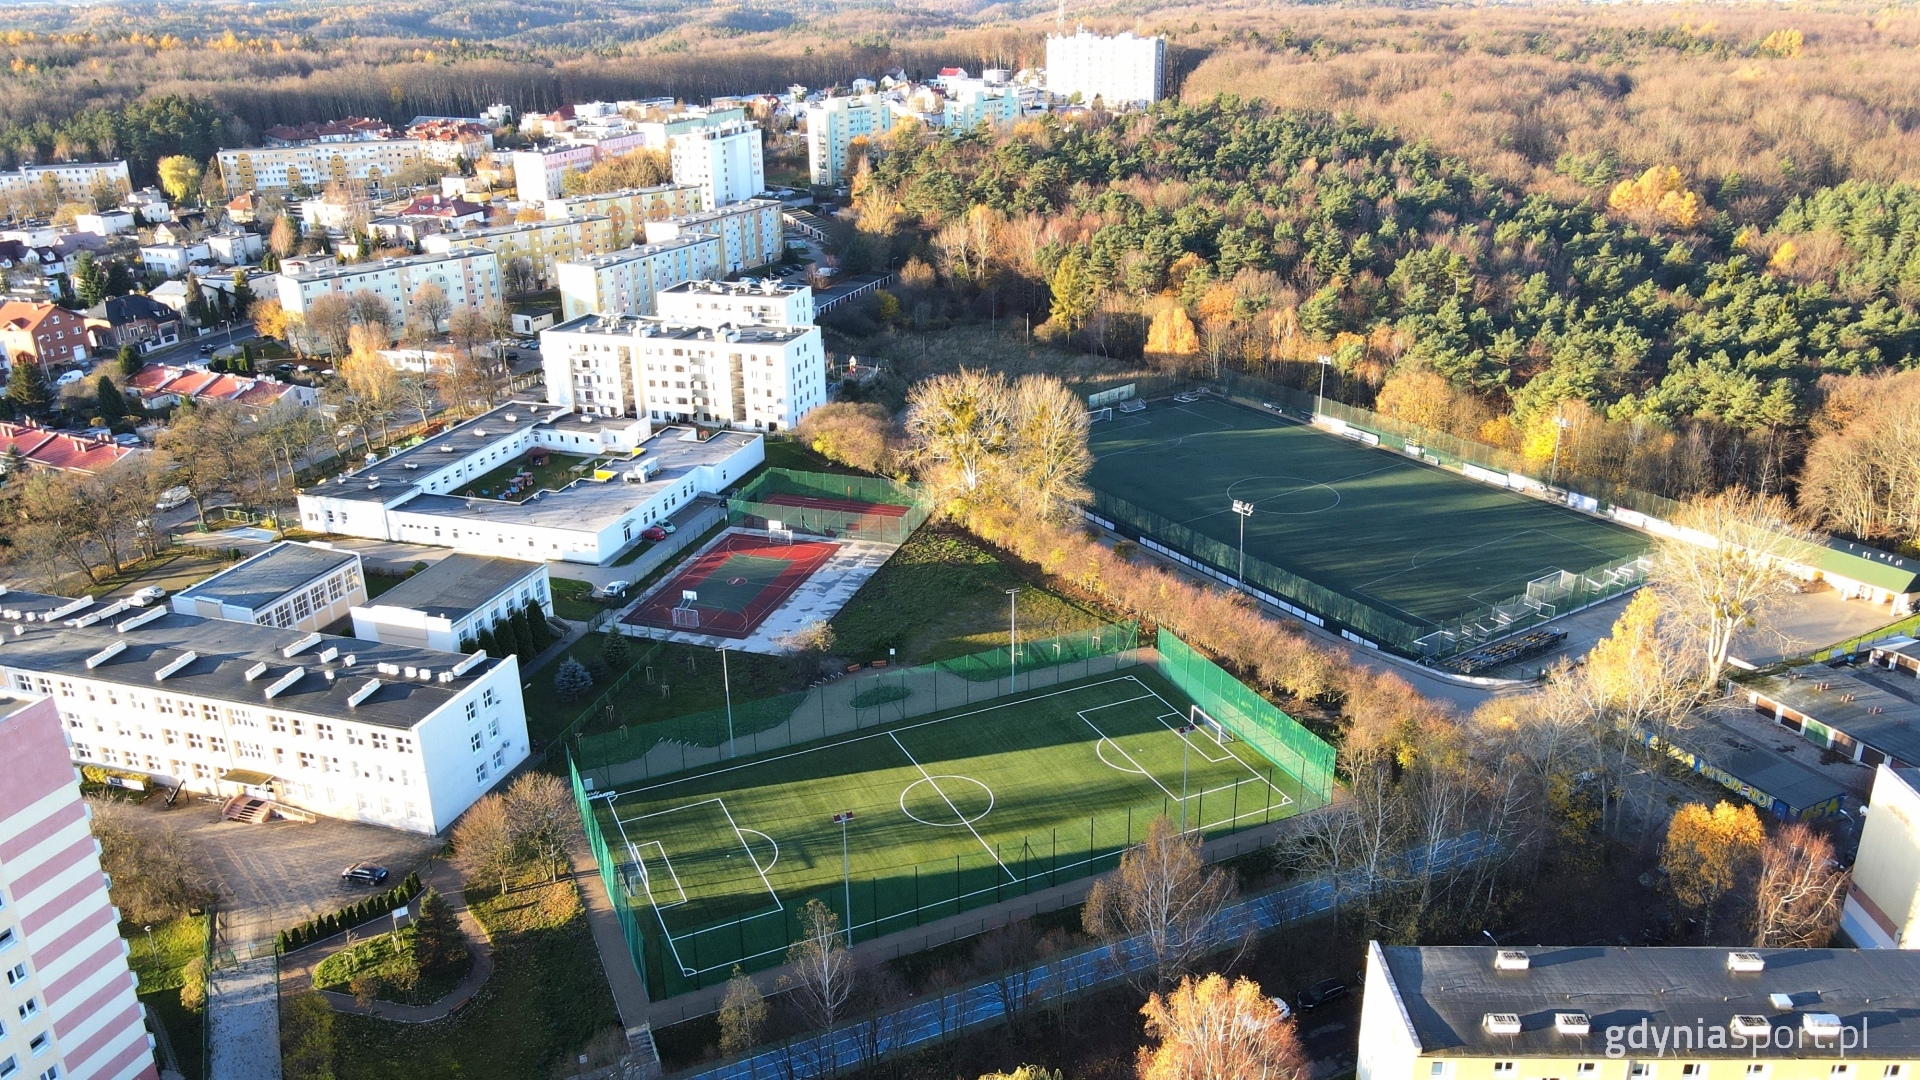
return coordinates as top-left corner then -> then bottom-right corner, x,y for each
1360,943 -> 1920,1080
0,591 -> 528,835
554,235 -> 724,321
0,692 -> 162,1080
138,243 -> 212,280
420,215 -> 614,290
543,185 -> 705,247
275,249 -> 502,328
943,83 -> 1023,130
642,198 -> 784,275
670,121 -> 764,209
656,279 -> 813,329
171,542 -> 367,633
0,302 -> 90,371
542,304 -> 827,432
805,96 -> 889,185
351,556 -> 551,653
205,231 -> 265,266
1045,28 -> 1166,109
297,404 -> 762,565
509,145 -> 599,205
216,137 -> 474,196
82,296 -> 181,355
0,161 -> 132,207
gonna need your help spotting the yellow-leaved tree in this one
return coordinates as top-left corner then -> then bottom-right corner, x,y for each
1758,29 -> 1804,59
1144,299 -> 1200,365
1608,166 -> 1703,229
1138,973 -> 1306,1080
1661,801 -> 1764,939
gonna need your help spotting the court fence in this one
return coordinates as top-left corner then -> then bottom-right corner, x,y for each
728,468 -> 932,546
569,626 -> 1336,1000
1090,377 -> 1655,660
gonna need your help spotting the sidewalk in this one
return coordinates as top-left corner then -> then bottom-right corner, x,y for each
206,948 -> 281,1080
570,834 -> 662,1074
277,859 -> 495,1023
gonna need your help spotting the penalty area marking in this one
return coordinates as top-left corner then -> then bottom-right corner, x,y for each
634,840 -> 689,909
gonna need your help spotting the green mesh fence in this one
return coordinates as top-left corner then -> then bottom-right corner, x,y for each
572,622 -> 1142,787
571,753 -> 648,993
1151,629 -> 1336,807
728,468 -> 932,545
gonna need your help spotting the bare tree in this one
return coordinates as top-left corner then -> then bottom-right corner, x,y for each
410,282 -> 452,336
502,772 -> 578,882
450,794 -> 520,891
904,368 -> 1012,505
301,293 -> 354,358
1006,374 -> 1092,520
1752,823 -> 1849,947
1652,490 -> 1823,686
782,899 -> 855,1032
397,376 -> 437,426
1083,815 -> 1240,991
88,797 -> 214,923
717,967 -> 768,1056
346,289 -> 393,340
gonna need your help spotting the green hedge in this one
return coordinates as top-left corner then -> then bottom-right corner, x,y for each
276,872 -> 421,954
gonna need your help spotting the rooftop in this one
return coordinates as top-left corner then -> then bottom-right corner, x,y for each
1749,665 -> 1920,763
175,542 -> 360,612
1815,539 -> 1919,595
1376,944 -> 1920,1057
563,235 -> 716,269
357,555 -> 544,622
282,249 -> 493,283
309,404 -> 559,503
0,589 -> 501,729
661,278 -> 806,299
546,311 -> 812,345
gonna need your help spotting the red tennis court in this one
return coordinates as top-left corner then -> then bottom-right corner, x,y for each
622,530 -> 839,639
756,491 -> 911,518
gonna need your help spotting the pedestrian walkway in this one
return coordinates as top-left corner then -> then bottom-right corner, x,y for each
277,860 -> 495,1023
206,950 -> 281,1080
569,835 -> 661,1076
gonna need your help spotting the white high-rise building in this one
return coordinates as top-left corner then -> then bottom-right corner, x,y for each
275,249 -> 502,328
669,121 -> 764,209
554,235 -> 724,322
1045,28 -> 1166,110
805,96 -> 889,185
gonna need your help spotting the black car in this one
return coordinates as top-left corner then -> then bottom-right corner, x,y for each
1299,978 -> 1348,1011
340,863 -> 390,886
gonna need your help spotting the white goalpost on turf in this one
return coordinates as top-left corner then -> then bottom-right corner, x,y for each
1189,704 -> 1231,747
671,589 -> 701,629
767,519 -> 795,544
1086,407 -> 1113,423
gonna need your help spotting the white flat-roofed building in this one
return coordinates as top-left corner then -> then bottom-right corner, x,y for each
171,541 -> 367,632
0,592 -> 528,835
543,185 -> 705,247
944,83 -> 1022,130
657,278 -> 813,328
641,198 -> 783,275
805,95 -> 889,185
217,139 -> 471,195
206,231 -> 265,266
139,242 -> 212,280
421,215 -> 614,290
670,121 -> 764,209
352,555 -> 551,653
1045,28 -> 1166,110
0,692 -> 162,1080
296,403 -> 761,564
276,249 -> 501,328
510,145 -> 597,205
0,160 -> 131,205
554,234 -> 723,322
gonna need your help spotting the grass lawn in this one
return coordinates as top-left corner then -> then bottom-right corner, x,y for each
364,572 -> 406,600
548,577 -> 604,622
125,914 -> 207,1080
761,437 -> 867,476
507,288 -> 561,315
329,879 -> 621,1080
313,925 -> 470,1005
82,549 -> 234,603
450,451 -> 599,500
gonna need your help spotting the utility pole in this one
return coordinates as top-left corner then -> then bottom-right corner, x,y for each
1549,414 -> 1572,489
721,646 -> 735,758
832,810 -> 855,946
1316,354 -> 1332,416
1006,588 -> 1020,693
1232,500 -> 1254,588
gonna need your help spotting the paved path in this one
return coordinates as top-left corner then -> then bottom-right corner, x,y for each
569,836 -> 662,1074
277,859 -> 496,1023
207,951 -> 281,1080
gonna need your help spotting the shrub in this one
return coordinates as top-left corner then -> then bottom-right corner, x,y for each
179,956 -> 207,1011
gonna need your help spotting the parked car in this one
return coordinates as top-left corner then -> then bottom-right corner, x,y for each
340,863 -> 389,886
55,369 -> 86,386
641,525 -> 668,542
659,522 -> 677,534
593,580 -> 631,599
129,586 -> 166,606
1299,978 -> 1348,1011
154,486 -> 191,511
197,343 -> 214,356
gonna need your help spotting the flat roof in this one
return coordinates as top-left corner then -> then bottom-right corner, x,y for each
661,278 -> 806,298
1685,733 -> 1845,815
0,590 -> 502,729
1750,667 -> 1920,763
1378,945 -> 1920,1057
360,555 -> 544,621
545,311 -> 810,345
176,542 -> 360,611
310,403 -> 561,503
562,235 -> 716,268
283,249 -> 490,283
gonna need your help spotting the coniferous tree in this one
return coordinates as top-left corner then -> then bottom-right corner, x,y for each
6,360 -> 50,415
95,376 -> 127,422
476,627 -> 500,659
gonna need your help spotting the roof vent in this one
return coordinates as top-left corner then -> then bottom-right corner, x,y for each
1728,952 -> 1765,973
319,646 -> 339,664
452,650 -> 488,676
153,650 -> 198,681
116,606 -> 167,633
417,667 -> 431,680
1555,1013 -> 1591,1036
1484,1014 -> 1522,1036
342,654 -> 356,667
244,661 -> 269,681
347,678 -> 381,708
85,641 -> 127,669
404,666 -> 418,679
1495,950 -> 1530,971
264,667 -> 305,699
1731,1016 -> 1772,1037
1803,1014 -> 1844,1038
283,632 -> 323,658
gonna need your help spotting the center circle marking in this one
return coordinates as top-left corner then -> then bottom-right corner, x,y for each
1225,474 -> 1342,515
899,775 -> 995,827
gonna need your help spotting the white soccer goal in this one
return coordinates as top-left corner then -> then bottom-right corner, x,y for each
767,520 -> 795,544
1086,407 -> 1113,423
672,588 -> 702,628
1190,704 -> 1232,747
1119,399 -> 1148,414
625,840 -> 651,899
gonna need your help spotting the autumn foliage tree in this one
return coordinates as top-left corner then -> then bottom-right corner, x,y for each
1606,165 -> 1704,228
1085,816 -> 1239,991
1651,490 -> 1822,686
1661,801 -> 1764,939
1138,973 -> 1306,1080
1751,823 -> 1848,947
796,402 -> 898,475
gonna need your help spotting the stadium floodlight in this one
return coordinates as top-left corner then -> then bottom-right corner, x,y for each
1316,354 -> 1333,416
1176,723 -> 1197,834
1231,500 -> 1256,588
721,646 -> 735,759
1548,414 -> 1573,489
831,810 -> 856,946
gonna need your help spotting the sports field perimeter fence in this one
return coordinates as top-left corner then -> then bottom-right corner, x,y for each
570,626 -> 1336,999
727,468 -> 931,545
1089,374 -> 1654,659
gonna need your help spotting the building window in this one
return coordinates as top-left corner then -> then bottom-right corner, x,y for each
1495,1066 -> 1516,1077
4,963 -> 25,985
1577,1067 -> 1597,1076
465,702 -> 477,722
493,748 -> 506,769
0,1056 -> 15,1079
1747,1068 -> 1768,1079
26,1034 -> 46,1056
395,737 -> 414,754
0,930 -> 12,952
475,762 -> 488,783
1430,1065 -> 1450,1079
1684,1067 -> 1703,1077
487,719 -> 500,740
483,689 -> 497,708
470,732 -> 483,753
16,999 -> 36,1020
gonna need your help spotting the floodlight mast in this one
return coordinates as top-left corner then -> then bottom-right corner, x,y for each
831,810 -> 856,946
1316,354 -> 1333,416
1231,499 -> 1255,587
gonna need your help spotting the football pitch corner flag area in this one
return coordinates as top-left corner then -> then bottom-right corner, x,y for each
569,626 -> 1334,999
1087,393 -> 1650,658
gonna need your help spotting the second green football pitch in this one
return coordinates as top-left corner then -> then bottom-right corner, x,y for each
1089,396 -> 1649,627
599,667 -> 1304,989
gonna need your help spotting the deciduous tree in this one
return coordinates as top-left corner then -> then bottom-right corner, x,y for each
1651,490 -> 1822,686
783,899 -> 854,1031
1138,973 -> 1306,1080
905,369 -> 1012,505
718,967 -> 768,1055
1662,801 -> 1763,939
87,797 -> 213,923
1752,823 -> 1848,947
1084,816 -> 1240,990
157,155 -> 203,204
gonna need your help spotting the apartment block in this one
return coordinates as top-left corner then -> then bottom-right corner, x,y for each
1045,29 -> 1166,109
216,139 -> 471,195
669,121 -> 764,209
0,693 -> 160,1080
943,83 -> 1022,130
508,145 -> 598,206
805,96 -> 889,185
543,185 -> 705,247
275,249 -> 502,327
420,215 -> 614,289
0,592 -> 528,835
656,279 -> 813,328
641,198 -> 784,275
0,161 -> 132,207
554,235 -> 723,322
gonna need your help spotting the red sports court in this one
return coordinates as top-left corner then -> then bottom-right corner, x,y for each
623,531 -> 839,639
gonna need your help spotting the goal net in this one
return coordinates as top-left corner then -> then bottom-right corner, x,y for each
1189,704 -> 1231,747
767,520 -> 795,545
671,589 -> 701,628
1119,399 -> 1147,414
1086,407 -> 1113,423
624,840 -> 651,899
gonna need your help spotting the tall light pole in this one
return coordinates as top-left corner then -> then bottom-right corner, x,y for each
1232,500 -> 1255,588
1316,354 -> 1332,416
831,810 -> 855,946
1548,414 -> 1572,489
721,646 -> 735,758
1176,724 -> 1195,833
1006,587 -> 1020,693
